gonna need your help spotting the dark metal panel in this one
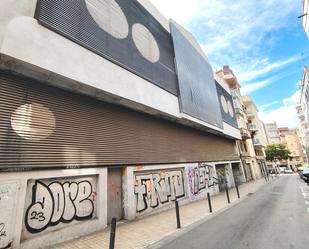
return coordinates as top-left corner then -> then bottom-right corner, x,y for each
170,23 -> 223,128
35,0 -> 178,95
215,81 -> 238,128
0,72 -> 238,169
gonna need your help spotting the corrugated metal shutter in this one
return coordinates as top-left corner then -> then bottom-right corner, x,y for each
0,72 -> 239,169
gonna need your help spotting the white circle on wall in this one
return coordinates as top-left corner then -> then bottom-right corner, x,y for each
220,95 -> 228,114
227,101 -> 234,117
11,103 -> 56,141
132,23 -> 160,63
85,0 -> 129,39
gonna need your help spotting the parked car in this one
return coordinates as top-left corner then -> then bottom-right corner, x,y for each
284,168 -> 293,174
302,168 -> 309,183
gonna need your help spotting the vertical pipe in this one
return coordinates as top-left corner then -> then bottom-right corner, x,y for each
207,192 -> 213,213
235,182 -> 240,199
225,181 -> 230,204
109,218 -> 117,249
175,200 -> 181,229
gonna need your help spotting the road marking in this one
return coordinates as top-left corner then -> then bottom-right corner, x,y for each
300,186 -> 308,199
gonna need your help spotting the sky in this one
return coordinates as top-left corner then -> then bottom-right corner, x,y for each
150,0 -> 309,128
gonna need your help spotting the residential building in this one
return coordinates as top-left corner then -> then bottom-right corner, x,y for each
278,128 -> 306,169
265,122 -> 281,144
296,105 -> 309,162
242,96 -> 269,178
216,66 -> 259,181
0,1 -> 243,248
301,0 -> 309,38
299,66 -> 309,161
300,66 -> 309,122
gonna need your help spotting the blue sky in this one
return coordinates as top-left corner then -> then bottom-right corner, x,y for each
151,0 -> 309,128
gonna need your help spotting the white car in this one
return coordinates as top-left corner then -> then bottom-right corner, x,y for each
283,168 -> 293,174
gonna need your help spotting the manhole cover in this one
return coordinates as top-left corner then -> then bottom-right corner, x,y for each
247,193 -> 253,196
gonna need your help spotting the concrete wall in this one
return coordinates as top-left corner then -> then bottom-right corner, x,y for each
123,161 -> 239,221
0,161 -> 240,248
0,168 -> 107,249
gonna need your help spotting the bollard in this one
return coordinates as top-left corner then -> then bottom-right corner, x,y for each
235,182 -> 240,199
225,181 -> 230,204
207,192 -> 213,213
175,200 -> 181,229
109,218 -> 117,249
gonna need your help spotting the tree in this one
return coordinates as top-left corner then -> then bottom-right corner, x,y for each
265,144 -> 291,162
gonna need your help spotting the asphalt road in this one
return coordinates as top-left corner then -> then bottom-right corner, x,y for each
159,175 -> 309,249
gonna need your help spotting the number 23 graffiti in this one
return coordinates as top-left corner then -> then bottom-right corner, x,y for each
25,180 -> 95,234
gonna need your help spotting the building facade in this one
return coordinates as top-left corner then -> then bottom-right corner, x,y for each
299,66 -> 309,161
242,96 -> 268,179
278,128 -> 305,169
265,122 -> 281,144
216,66 -> 259,181
296,105 -> 309,162
0,1 -> 244,248
301,0 -> 309,38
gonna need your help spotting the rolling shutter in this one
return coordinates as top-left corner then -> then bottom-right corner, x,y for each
0,72 -> 238,169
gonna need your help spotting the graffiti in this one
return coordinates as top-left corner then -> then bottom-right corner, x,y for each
25,180 -> 95,234
186,164 -> 218,200
0,223 -> 7,240
135,170 -> 185,212
0,182 -> 18,249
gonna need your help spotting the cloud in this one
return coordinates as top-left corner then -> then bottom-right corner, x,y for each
259,105 -> 299,128
241,79 -> 272,95
235,56 -> 300,83
149,0 -> 203,24
283,89 -> 301,106
259,89 -> 300,128
240,68 -> 300,94
150,0 -> 299,92
258,101 -> 279,112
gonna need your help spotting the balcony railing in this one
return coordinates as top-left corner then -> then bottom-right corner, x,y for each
246,111 -> 254,117
240,128 -> 251,139
248,124 -> 258,132
235,107 -> 244,116
253,138 -> 262,146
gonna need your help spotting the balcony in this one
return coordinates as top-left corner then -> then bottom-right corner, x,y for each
235,107 -> 244,116
253,138 -> 263,147
240,128 -> 251,139
246,111 -> 254,118
248,124 -> 258,132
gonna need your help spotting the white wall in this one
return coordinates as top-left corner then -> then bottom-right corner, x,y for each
0,168 -> 107,249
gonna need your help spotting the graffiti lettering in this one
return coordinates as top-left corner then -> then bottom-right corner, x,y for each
0,223 -> 7,239
186,164 -> 218,199
25,180 -> 94,234
135,170 -> 185,212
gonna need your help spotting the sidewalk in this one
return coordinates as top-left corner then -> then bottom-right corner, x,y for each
52,178 -> 269,249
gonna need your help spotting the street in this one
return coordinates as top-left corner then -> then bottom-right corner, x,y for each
159,175 -> 309,249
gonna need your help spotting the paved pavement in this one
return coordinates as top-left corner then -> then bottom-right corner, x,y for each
52,178 -> 267,249
157,175 -> 309,249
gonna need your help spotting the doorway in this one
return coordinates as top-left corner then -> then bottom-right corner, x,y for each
107,167 -> 123,224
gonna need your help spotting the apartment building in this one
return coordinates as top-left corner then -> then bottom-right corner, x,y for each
278,128 -> 305,168
301,0 -> 309,38
242,96 -> 268,179
0,1 -> 243,248
264,122 -> 281,144
296,105 -> 309,161
216,66 -> 259,181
